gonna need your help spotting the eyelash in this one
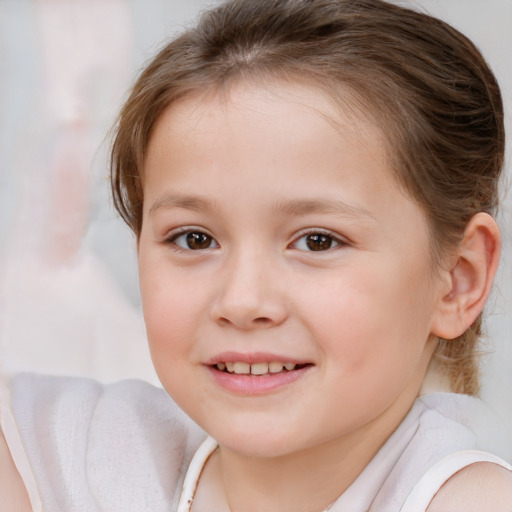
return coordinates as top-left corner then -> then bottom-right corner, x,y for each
164,227 -> 347,253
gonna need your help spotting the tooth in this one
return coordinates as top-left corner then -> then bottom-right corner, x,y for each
284,362 -> 296,371
217,362 -> 226,371
226,362 -> 234,372
251,362 -> 268,375
269,362 -> 284,373
233,362 -> 250,374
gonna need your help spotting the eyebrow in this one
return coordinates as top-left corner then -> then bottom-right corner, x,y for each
148,194 -> 216,216
148,194 -> 375,221
275,198 -> 376,221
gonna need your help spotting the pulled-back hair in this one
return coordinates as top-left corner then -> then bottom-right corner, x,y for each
111,0 -> 504,395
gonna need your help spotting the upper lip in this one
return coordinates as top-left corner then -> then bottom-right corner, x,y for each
204,351 -> 312,365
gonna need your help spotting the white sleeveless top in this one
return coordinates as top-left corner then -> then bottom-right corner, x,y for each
1,374 -> 511,512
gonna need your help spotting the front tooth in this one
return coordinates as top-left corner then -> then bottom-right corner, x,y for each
269,362 -> 284,373
226,362 -> 235,372
251,362 -> 269,375
233,362 -> 250,374
284,362 -> 296,371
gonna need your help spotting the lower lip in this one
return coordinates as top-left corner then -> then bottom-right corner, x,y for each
206,365 -> 312,395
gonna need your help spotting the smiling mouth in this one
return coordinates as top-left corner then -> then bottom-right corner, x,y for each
212,362 -> 311,376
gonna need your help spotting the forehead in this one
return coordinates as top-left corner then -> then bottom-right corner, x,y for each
145,79 -> 391,180
143,79 -> 425,232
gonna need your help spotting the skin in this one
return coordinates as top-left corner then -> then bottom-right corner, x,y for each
427,463 -> 512,511
0,432 -> 32,511
138,80 -> 454,512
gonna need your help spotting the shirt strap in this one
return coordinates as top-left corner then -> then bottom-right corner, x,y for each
177,436 -> 218,512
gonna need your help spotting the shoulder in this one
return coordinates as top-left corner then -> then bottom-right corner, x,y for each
3,373 -> 205,509
8,372 -> 202,448
426,462 -> 512,512
9,372 -> 175,425
0,430 -> 31,512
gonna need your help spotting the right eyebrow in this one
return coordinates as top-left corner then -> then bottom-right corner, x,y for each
148,194 -> 216,216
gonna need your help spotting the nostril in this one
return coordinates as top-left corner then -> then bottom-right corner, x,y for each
216,316 -> 274,329
217,317 -> 231,327
254,317 -> 272,325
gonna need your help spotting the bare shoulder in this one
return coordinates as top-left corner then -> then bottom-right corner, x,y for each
426,462 -> 512,512
0,430 -> 32,512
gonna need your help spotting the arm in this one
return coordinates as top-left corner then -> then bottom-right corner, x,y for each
0,430 -> 32,512
426,462 -> 512,512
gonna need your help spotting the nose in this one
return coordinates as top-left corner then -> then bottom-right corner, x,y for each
210,250 -> 288,330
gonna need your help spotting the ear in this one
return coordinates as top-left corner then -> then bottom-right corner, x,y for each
431,213 -> 501,340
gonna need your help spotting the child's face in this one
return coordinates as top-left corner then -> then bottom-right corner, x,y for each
138,81 -> 449,458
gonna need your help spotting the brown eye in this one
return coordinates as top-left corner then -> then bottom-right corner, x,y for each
186,232 -> 213,249
292,231 -> 342,252
171,230 -> 218,250
305,233 -> 335,251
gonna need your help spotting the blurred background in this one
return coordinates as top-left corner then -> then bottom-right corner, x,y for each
0,0 -> 511,432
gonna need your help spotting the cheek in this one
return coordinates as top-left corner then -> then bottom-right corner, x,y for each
139,259 -> 201,361
301,264 -> 433,375
141,280 -> 202,403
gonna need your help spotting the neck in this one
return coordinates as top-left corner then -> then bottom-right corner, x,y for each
219,438 -> 369,512
216,392 -> 416,512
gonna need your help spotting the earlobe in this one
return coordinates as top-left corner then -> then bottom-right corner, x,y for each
431,213 -> 501,340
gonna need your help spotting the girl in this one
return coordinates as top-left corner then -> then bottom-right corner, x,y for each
1,0 -> 512,510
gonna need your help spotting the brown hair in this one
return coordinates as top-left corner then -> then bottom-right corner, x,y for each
110,0 -> 504,395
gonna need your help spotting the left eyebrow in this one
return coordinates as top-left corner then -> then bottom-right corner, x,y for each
274,198 -> 376,221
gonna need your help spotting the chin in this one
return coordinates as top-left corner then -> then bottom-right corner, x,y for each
210,421 -> 312,459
